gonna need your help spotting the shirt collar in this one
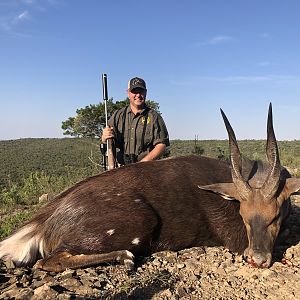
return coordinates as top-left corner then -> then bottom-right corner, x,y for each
128,105 -> 149,116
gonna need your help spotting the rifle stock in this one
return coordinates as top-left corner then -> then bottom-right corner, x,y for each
102,73 -> 116,170
106,139 -> 115,170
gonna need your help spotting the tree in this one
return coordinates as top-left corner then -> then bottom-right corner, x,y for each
61,98 -> 160,138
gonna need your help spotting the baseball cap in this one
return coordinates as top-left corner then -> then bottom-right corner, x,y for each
128,77 -> 147,92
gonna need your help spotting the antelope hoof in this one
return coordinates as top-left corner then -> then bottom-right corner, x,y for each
116,250 -> 135,271
33,259 -> 44,270
33,258 -> 65,272
124,258 -> 135,271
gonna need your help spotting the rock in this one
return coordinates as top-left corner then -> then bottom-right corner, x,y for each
1,287 -> 34,299
38,193 -> 49,203
3,259 -> 15,269
291,194 -> 300,203
234,266 -> 252,278
176,263 -> 185,269
261,269 -> 277,278
184,257 -> 198,270
177,286 -> 188,297
59,269 -> 76,280
32,284 -> 59,299
152,259 -> 162,267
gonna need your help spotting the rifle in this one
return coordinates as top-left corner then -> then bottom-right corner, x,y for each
99,143 -> 107,171
101,73 -> 116,170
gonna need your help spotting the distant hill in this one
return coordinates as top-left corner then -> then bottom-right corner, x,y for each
1,138 -> 300,189
0,138 -> 100,189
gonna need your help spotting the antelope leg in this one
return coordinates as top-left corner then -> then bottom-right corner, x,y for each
34,250 -> 135,272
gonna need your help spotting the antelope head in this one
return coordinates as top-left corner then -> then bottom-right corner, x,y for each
199,103 -> 300,267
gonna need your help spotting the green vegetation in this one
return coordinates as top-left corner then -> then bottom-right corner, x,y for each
0,138 -> 100,189
171,139 -> 300,171
0,209 -> 36,239
0,138 -> 100,237
1,137 -> 300,238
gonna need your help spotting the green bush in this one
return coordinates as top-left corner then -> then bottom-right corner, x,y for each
0,209 -> 37,239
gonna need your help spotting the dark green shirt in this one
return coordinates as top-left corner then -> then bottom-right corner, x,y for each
108,105 -> 169,162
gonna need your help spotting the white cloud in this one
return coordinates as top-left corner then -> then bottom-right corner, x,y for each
14,10 -> 30,22
0,9 -> 33,37
0,0 -> 62,37
197,35 -> 234,46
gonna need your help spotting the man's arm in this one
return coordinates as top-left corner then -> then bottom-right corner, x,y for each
140,112 -> 169,162
140,143 -> 166,162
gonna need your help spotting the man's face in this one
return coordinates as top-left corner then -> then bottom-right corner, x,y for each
128,88 -> 147,109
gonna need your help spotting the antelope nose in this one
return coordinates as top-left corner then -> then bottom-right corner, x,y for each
250,253 -> 270,268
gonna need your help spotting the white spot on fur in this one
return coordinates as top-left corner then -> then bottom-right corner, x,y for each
131,237 -> 140,245
0,224 -> 43,266
117,192 -> 126,196
134,199 -> 142,203
107,229 -> 115,236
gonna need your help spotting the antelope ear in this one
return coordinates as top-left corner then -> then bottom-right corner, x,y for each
285,178 -> 300,194
277,177 -> 300,204
198,183 -> 241,201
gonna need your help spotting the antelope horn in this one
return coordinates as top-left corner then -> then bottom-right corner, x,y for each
220,109 -> 251,201
261,103 -> 281,200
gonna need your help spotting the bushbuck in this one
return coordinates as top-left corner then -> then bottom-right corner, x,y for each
1,104 -> 299,272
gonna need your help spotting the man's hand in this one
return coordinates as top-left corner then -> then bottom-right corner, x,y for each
140,143 -> 166,162
102,127 -> 115,143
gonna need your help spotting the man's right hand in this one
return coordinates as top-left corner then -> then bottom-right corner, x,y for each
102,127 -> 115,143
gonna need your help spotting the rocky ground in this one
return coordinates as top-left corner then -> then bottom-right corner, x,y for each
1,197 -> 300,300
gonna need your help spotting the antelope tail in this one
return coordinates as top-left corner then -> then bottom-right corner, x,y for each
0,224 -> 45,266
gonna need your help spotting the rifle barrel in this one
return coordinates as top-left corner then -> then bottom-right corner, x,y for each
102,73 -> 109,126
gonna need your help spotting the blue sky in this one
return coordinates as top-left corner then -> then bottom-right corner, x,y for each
1,0 -> 300,141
